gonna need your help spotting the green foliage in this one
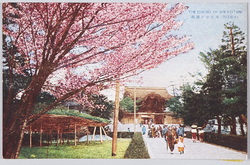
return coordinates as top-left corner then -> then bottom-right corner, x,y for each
182,85 -> 211,126
107,132 -> 135,138
33,108 -> 110,124
124,132 -> 150,159
182,22 -> 248,133
87,94 -> 114,119
19,139 -> 131,159
35,92 -> 57,105
120,96 -> 141,112
204,132 -> 247,152
166,96 -> 183,118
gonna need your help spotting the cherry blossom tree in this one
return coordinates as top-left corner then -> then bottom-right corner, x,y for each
3,2 -> 194,158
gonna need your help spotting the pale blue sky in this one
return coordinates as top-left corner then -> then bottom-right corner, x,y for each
102,2 -> 248,100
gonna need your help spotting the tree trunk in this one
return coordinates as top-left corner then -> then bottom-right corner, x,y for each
3,119 -> 27,159
3,63 -> 55,158
202,120 -> 208,129
230,116 -> 237,135
241,114 -> 247,127
239,115 -> 245,136
216,116 -> 221,134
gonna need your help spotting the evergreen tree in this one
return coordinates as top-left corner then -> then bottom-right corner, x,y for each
220,22 -> 247,135
199,22 -> 247,135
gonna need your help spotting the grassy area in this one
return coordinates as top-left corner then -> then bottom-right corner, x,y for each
19,139 -> 131,159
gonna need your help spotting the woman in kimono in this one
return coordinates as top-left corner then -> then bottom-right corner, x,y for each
166,126 -> 177,154
198,127 -> 205,142
191,124 -> 197,142
151,124 -> 156,138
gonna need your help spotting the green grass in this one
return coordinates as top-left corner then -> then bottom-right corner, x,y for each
18,139 -> 131,159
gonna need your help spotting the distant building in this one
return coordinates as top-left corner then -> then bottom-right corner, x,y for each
120,86 -> 183,124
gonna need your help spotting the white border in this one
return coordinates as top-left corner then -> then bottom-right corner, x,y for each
0,0 -> 249,165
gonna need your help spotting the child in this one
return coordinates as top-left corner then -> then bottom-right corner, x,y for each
177,135 -> 184,154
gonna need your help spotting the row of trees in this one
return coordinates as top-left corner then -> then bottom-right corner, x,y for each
167,22 -> 247,136
3,3 -> 194,158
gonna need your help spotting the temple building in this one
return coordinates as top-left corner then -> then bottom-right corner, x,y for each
119,86 -> 183,124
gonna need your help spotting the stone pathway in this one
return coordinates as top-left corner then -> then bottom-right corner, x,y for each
142,134 -> 247,160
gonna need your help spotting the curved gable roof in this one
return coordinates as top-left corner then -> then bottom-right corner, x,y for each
124,86 -> 173,100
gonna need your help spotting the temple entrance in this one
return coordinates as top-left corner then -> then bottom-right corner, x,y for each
140,93 -> 166,113
155,115 -> 164,124
120,87 -> 182,125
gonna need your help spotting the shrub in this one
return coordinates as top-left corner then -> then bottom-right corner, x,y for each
204,132 -> 247,152
124,132 -> 150,159
185,131 -> 247,152
107,132 -> 134,138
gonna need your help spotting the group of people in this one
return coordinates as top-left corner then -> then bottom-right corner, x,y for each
143,123 -> 185,154
150,124 -> 163,138
191,124 -> 205,142
164,124 -> 185,154
142,123 -> 206,155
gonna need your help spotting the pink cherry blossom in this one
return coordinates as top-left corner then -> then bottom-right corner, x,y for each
3,2 -> 194,116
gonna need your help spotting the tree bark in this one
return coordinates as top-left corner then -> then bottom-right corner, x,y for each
216,116 -> 221,134
239,115 -> 245,136
230,116 -> 237,135
241,114 -> 247,126
3,63 -> 53,158
3,119 -> 27,159
202,120 -> 208,129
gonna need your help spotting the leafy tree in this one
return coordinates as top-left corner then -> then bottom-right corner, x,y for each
87,94 -> 114,119
219,22 -> 247,135
166,96 -> 183,118
120,96 -> 141,113
199,22 -> 247,135
181,84 -> 209,126
3,3 -> 194,158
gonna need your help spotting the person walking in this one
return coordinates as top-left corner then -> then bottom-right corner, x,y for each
159,125 -> 163,138
162,125 -> 168,139
142,125 -> 146,135
177,135 -> 184,154
198,127 -> 205,142
166,126 -> 177,154
191,124 -> 197,142
176,124 -> 184,138
151,124 -> 156,138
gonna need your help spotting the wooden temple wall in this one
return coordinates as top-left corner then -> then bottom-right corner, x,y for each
120,113 -> 183,124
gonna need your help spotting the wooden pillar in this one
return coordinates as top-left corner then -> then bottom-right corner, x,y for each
67,132 -> 70,145
60,132 -> 62,145
50,131 -> 53,145
134,87 -> 136,133
57,126 -> 59,146
67,125 -> 70,145
78,128 -> 80,143
74,122 -> 77,147
87,126 -> 89,145
100,127 -> 103,144
92,127 -> 96,141
40,124 -> 43,147
102,126 -> 109,140
112,80 -> 120,156
47,132 -> 49,145
29,125 -> 32,148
